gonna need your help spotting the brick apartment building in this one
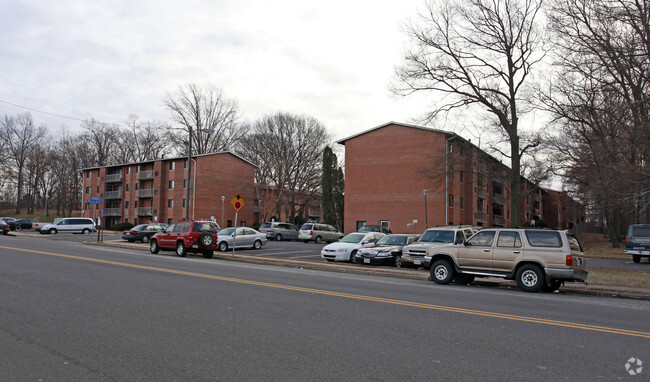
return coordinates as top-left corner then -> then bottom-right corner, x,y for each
542,189 -> 585,230
81,152 -> 257,228
337,122 -> 551,234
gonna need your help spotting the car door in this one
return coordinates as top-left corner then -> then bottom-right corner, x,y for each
161,223 -> 181,248
58,219 -> 72,232
281,223 -> 299,240
491,231 -> 524,272
456,230 -> 496,269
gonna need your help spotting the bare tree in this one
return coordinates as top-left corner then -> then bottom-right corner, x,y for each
1,113 -> 47,214
80,119 -> 120,166
115,115 -> 173,163
237,112 -> 331,224
164,84 -> 246,156
393,0 -> 546,226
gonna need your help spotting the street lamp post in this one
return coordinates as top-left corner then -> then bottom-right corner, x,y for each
423,189 -> 428,229
221,195 -> 225,227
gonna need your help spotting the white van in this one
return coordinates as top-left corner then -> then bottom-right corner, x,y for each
40,218 -> 96,234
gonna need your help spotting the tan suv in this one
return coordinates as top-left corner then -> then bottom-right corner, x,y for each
298,223 -> 344,244
426,228 -> 587,292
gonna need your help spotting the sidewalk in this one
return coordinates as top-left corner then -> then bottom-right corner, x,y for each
85,239 -> 650,301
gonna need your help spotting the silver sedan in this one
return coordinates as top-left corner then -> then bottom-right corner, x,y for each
217,227 -> 268,251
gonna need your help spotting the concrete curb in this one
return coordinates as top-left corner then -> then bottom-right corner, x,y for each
83,239 -> 650,301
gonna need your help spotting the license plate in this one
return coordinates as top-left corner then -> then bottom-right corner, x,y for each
414,260 -> 421,265
364,258 -> 370,264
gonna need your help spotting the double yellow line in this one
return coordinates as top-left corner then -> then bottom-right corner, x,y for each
3,245 -> 650,339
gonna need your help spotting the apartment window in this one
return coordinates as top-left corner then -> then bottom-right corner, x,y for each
126,167 -> 131,174
137,165 -> 141,172
169,180 -> 174,189
169,162 -> 175,170
126,184 -> 130,192
182,199 -> 187,208
97,170 -> 100,178
356,221 -> 367,231
380,220 -> 390,230
449,143 -> 454,153
168,199 -> 174,208
448,168 -> 454,180
125,201 -> 129,209
135,201 -> 138,208
459,171 -> 464,183
135,183 -> 139,191
134,218 -> 138,225
86,171 -> 90,179
460,196 -> 464,210
85,203 -> 89,210
184,160 -> 188,169
227,220 -> 232,227
96,186 -> 99,193
85,187 -> 90,194
448,194 -> 454,208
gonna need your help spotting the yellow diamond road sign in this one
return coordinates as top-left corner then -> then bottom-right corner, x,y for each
230,194 -> 245,212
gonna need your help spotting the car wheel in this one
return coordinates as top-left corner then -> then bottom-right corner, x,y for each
176,242 -> 187,257
253,240 -> 262,250
82,228 -> 91,234
430,259 -> 455,284
516,264 -> 545,292
49,228 -> 57,234
199,233 -> 214,247
633,255 -> 641,263
315,236 -> 322,244
350,251 -> 357,263
15,225 -> 21,232
275,234 -> 283,241
394,256 -> 402,268
203,251 -> 214,259
141,235 -> 150,243
219,241 -> 228,252
454,274 -> 475,285
150,240 -> 160,254
542,279 -> 562,293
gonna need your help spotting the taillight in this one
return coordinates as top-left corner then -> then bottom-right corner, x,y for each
310,230 -> 313,235
625,237 -> 631,243
566,255 -> 573,266
268,229 -> 273,233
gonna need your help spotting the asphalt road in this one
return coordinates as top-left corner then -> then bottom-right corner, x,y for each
1,235 -> 649,381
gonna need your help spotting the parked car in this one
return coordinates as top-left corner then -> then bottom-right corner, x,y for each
320,232 -> 385,262
299,223 -> 344,244
11,218 -> 37,231
357,225 -> 392,234
39,218 -> 96,234
122,223 -> 168,243
150,220 -> 220,258
354,234 -> 421,267
258,222 -> 300,241
216,227 -> 267,251
0,217 -> 16,226
426,228 -> 588,292
32,218 -> 62,232
402,226 -> 476,268
625,224 -> 650,263
0,219 -> 9,235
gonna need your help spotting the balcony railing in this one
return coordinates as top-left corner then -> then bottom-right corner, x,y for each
137,170 -> 154,180
105,173 -> 122,183
477,188 -> 487,199
137,207 -> 153,216
104,208 -> 121,216
493,215 -> 504,226
477,211 -> 487,223
105,190 -> 122,199
492,193 -> 504,205
136,188 -> 154,198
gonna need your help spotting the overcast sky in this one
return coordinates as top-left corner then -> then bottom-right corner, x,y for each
0,0 -> 437,142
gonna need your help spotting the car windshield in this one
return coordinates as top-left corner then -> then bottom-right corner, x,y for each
419,230 -> 454,243
132,224 -> 148,231
340,234 -> 365,243
376,235 -> 407,246
219,228 -> 235,236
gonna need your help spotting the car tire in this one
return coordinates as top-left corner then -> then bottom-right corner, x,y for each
394,256 -> 402,268
176,242 -> 187,257
633,255 -> 641,263
542,279 -> 562,293
253,240 -> 262,250
275,234 -> 283,241
141,235 -> 150,243
516,264 -> 545,292
150,240 -> 160,254
15,225 -> 21,232
199,233 -> 214,247
315,236 -> 322,244
430,259 -> 455,284
203,251 -> 214,259
219,241 -> 228,252
454,274 -> 475,285
82,228 -> 91,234
350,251 -> 357,263
49,228 -> 57,235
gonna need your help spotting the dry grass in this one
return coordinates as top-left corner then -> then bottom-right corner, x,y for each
587,268 -> 650,288
578,233 -> 628,259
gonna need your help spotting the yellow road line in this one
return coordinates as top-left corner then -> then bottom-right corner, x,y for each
3,245 -> 650,339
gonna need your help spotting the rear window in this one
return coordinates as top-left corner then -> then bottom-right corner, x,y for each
259,223 -> 271,229
300,224 -> 314,230
632,226 -> 650,237
525,230 -> 563,247
194,223 -> 217,233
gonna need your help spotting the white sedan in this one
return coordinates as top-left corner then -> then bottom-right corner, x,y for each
320,232 -> 385,262
217,227 -> 267,251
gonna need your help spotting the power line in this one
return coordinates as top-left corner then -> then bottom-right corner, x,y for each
0,99 -> 87,122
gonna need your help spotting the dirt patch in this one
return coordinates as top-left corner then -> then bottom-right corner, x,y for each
578,233 -> 627,259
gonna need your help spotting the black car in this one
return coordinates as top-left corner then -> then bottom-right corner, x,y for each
11,218 -> 37,231
354,234 -> 420,267
0,220 -> 9,235
122,223 -> 168,243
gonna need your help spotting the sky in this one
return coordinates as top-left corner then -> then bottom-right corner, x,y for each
0,0 -> 436,143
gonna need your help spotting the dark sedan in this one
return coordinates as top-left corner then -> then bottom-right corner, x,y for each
0,220 -> 9,235
122,223 -> 168,243
353,234 -> 420,267
11,218 -> 37,231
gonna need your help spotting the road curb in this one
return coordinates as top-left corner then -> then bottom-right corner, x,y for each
82,240 -> 650,301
